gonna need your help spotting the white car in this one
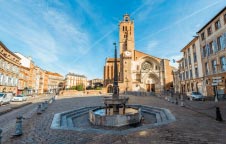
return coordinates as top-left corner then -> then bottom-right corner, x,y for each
0,93 -> 12,105
187,92 -> 204,101
11,95 -> 27,102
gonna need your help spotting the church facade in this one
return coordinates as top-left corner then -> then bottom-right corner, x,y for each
104,14 -> 174,93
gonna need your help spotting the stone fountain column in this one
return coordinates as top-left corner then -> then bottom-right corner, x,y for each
112,42 -> 119,113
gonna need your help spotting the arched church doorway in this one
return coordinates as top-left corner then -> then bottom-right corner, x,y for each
107,85 -> 113,93
146,84 -> 155,92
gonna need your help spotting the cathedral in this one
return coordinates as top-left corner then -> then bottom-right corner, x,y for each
103,14 -> 174,93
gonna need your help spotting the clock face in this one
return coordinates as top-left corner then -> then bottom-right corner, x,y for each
124,51 -> 131,57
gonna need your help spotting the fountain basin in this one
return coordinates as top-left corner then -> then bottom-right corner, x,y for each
89,107 -> 142,127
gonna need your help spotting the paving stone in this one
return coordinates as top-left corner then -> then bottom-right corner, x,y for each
1,94 -> 226,143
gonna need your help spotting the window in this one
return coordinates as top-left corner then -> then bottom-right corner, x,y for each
201,32 -> 205,40
220,56 -> 226,72
192,44 -> 196,52
188,56 -> 191,65
184,58 -> 187,67
186,71 -> 188,80
202,46 -> 206,57
217,35 -> 223,50
205,62 -> 209,75
209,41 -> 213,54
215,20 -> 221,30
207,26 -> 212,36
213,40 -> 218,53
195,67 -> 199,78
224,14 -> 226,24
193,53 -> 197,62
190,69 -> 192,79
212,60 -> 217,74
188,48 -> 190,54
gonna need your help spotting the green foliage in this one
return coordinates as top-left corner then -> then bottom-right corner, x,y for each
95,87 -> 102,90
76,85 -> 84,91
70,86 -> 77,90
69,85 -> 84,91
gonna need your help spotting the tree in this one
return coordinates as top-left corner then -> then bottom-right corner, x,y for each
76,85 -> 84,91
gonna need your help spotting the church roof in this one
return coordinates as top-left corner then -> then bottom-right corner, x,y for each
134,50 -> 162,60
106,58 -> 120,62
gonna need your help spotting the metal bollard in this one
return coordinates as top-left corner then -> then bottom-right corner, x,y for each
37,104 -> 42,115
52,96 -> 55,101
13,115 -> 23,136
216,107 -> 223,122
175,98 -> 178,105
45,101 -> 48,109
0,128 -> 2,144
41,102 -> 45,111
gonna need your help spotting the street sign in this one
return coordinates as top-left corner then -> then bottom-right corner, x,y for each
212,77 -> 222,80
212,83 -> 218,86
213,79 -> 223,83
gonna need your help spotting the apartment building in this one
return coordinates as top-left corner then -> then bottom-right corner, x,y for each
44,71 -> 64,93
65,73 -> 87,89
0,42 -> 20,94
197,6 -> 226,96
177,37 -> 204,95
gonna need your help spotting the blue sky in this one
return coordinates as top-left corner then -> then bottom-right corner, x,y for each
0,0 -> 225,79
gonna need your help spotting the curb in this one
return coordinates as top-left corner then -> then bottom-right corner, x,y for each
0,102 -> 32,116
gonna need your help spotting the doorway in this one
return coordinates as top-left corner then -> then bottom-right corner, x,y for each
146,84 -> 150,92
151,84 -> 155,92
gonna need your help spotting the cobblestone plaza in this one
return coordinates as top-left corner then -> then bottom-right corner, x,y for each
1,94 -> 225,144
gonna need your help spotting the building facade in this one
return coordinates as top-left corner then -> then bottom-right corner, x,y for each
177,37 -> 204,95
44,71 -> 64,93
0,42 -> 20,94
104,14 -> 174,93
197,6 -> 226,96
65,73 -> 87,89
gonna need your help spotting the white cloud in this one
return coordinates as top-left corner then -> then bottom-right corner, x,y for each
142,40 -> 159,54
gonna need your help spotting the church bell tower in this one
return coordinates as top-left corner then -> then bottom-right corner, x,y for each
119,14 -> 134,91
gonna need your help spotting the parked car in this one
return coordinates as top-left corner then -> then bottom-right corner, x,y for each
0,93 -> 13,105
187,91 -> 204,101
11,95 -> 27,102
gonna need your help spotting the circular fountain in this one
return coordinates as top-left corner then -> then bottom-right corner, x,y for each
89,43 -> 142,127
50,43 -> 176,134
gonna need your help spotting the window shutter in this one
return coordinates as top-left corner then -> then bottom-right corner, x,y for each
206,44 -> 210,56
223,32 -> 226,49
213,40 -> 218,53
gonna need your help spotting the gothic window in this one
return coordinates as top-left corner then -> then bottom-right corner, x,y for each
141,62 -> 152,72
